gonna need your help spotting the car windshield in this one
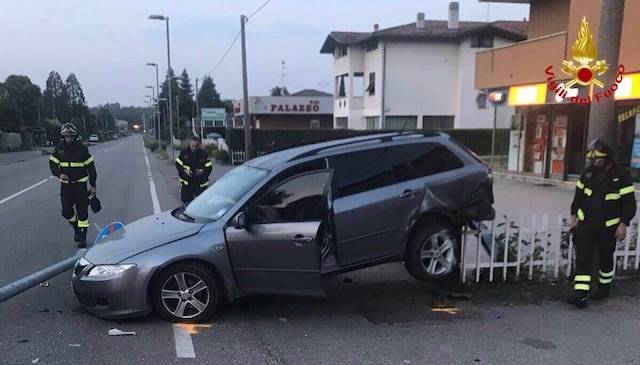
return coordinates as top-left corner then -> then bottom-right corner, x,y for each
183,165 -> 269,222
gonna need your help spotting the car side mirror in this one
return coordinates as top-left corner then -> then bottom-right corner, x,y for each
233,211 -> 248,230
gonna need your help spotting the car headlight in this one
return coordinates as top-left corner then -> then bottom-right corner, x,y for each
87,264 -> 136,278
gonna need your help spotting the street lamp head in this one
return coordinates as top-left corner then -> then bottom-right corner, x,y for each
145,62 -> 157,66
148,15 -> 166,20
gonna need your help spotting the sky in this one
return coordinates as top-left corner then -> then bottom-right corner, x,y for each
0,0 -> 529,107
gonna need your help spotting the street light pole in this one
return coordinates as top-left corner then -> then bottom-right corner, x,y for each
146,62 -> 161,147
149,14 -> 174,160
240,14 -> 253,159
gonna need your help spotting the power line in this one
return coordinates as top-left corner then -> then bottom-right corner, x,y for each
207,0 -> 274,76
208,30 -> 241,76
247,0 -> 273,20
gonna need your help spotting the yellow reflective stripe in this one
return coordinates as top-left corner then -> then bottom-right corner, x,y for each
606,218 -> 621,227
68,214 -> 78,223
49,156 -> 60,164
583,187 -> 592,196
587,150 -> 607,158
576,180 -> 584,189
204,161 -> 212,167
74,176 -> 89,183
200,182 -> 209,188
574,275 -> 591,282
83,156 -> 94,165
599,270 -> 614,278
599,277 -> 613,284
180,178 -> 189,185
77,220 -> 90,228
577,209 -> 585,221
620,185 -> 635,195
605,193 -> 620,201
574,283 -> 590,291
60,162 -> 70,167
69,162 -> 84,167
176,157 -> 184,166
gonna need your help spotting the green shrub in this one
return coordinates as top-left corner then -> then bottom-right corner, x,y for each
202,143 -> 218,156
212,149 -> 230,164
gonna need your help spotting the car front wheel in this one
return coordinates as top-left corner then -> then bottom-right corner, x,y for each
405,223 -> 460,282
152,262 -> 222,323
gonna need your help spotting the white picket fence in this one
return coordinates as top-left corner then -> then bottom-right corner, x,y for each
461,214 -> 640,283
230,150 -> 266,165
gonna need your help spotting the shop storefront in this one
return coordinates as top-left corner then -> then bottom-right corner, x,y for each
615,72 -> 640,181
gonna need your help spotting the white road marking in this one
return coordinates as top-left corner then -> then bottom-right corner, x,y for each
143,140 -> 161,214
0,178 -> 51,206
103,142 -> 124,153
173,324 -> 196,358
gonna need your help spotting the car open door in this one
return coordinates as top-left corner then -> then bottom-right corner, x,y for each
225,170 -> 332,297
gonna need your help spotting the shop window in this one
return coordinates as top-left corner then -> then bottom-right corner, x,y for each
336,117 -> 348,129
422,116 -> 454,130
310,119 -> 320,129
384,116 -> 417,130
366,116 -> 379,130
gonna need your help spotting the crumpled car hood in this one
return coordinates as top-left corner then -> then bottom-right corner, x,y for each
84,211 -> 204,264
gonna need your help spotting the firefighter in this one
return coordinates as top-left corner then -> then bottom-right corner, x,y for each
175,136 -> 212,204
568,138 -> 636,308
49,123 -> 97,248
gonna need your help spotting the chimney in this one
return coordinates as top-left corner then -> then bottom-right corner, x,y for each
417,12 -> 425,29
448,2 -> 459,29
374,23 -> 379,31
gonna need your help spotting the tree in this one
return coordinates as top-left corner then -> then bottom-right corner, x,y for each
177,69 -> 195,122
0,85 -> 23,132
198,75 -> 223,109
65,73 -> 86,108
3,75 -> 42,128
43,71 -> 70,122
270,86 -> 289,96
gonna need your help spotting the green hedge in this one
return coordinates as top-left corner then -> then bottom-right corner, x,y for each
223,128 -> 509,156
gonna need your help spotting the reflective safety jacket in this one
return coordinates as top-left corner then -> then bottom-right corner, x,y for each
175,148 -> 212,189
49,139 -> 97,186
571,165 -> 636,228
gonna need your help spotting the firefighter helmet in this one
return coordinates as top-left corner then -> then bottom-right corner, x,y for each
60,123 -> 79,137
586,138 -> 613,160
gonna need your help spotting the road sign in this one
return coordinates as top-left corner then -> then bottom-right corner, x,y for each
95,222 -> 125,244
201,108 -> 226,126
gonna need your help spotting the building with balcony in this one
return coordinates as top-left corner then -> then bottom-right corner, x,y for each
320,2 -> 528,131
475,0 -> 640,180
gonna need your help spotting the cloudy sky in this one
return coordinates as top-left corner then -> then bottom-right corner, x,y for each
0,0 -> 529,106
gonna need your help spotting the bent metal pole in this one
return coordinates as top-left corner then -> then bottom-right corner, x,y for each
0,249 -> 86,302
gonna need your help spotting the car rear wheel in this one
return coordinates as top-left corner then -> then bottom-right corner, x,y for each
405,222 -> 460,282
152,262 -> 222,323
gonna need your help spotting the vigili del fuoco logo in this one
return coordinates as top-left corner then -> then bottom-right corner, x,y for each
545,17 -> 625,105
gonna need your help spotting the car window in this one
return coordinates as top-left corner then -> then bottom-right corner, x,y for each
329,148 -> 394,198
388,143 -> 464,183
251,170 -> 331,224
185,165 -> 269,221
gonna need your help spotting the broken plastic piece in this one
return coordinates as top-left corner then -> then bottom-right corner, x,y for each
39,282 -> 49,287
108,328 -> 136,336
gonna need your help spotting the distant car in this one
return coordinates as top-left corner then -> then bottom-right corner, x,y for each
72,132 -> 494,322
89,134 -> 99,142
203,133 -> 228,151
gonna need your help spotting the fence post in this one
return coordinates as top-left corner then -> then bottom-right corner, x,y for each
489,219 -> 496,282
529,214 -> 536,280
503,216 -> 510,282
475,228 -> 482,283
516,215 -> 522,281
461,224 -> 467,284
541,213 -> 548,280
554,215 -> 562,279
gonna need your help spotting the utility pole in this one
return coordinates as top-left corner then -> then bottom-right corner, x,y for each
82,115 -> 87,138
195,77 -> 200,136
281,60 -> 286,89
587,0 -> 625,152
241,14 -> 253,159
175,95 -> 180,139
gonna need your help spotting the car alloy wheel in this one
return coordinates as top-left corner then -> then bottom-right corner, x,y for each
160,272 -> 211,320
420,231 -> 456,276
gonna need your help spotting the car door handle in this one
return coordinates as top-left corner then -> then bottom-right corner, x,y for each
399,189 -> 423,198
291,235 -> 313,245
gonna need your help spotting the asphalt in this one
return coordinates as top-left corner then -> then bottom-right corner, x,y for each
1,136 -> 640,364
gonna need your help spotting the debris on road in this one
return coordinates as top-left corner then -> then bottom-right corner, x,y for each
39,282 -> 49,287
18,339 -> 29,343
32,358 -> 40,364
38,308 -> 50,313
278,317 -> 288,323
68,344 -> 81,347
108,328 -> 136,336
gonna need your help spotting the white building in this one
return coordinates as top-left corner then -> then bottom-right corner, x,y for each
320,2 -> 528,130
